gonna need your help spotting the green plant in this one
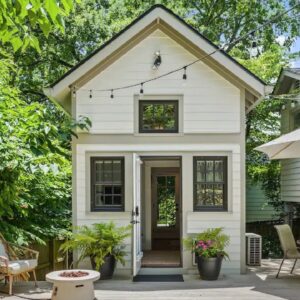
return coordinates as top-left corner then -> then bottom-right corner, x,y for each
60,222 -> 131,269
184,228 -> 230,259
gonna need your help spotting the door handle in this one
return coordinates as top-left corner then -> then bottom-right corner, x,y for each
130,220 -> 140,225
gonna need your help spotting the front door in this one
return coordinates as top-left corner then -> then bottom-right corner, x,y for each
132,153 -> 143,276
151,168 -> 180,250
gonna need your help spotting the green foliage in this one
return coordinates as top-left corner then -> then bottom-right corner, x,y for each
0,0 -> 77,52
2,0 -> 299,248
237,44 -> 288,84
0,51 -> 91,245
60,222 -> 131,269
242,46 -> 289,215
184,228 -> 230,259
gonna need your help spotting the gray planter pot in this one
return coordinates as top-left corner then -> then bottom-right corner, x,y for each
197,255 -> 223,280
91,254 -> 116,280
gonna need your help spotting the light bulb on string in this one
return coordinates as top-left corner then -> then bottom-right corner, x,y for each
291,101 -> 296,108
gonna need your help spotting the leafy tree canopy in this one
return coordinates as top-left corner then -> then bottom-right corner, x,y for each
2,0 -> 300,244
0,0 -> 77,52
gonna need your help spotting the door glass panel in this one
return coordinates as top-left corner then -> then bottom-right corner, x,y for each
156,175 -> 176,228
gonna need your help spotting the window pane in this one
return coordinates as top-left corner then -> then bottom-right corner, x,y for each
113,195 -> 122,205
194,157 -> 227,211
215,160 -> 224,182
214,184 -> 224,206
206,161 -> 214,182
166,176 -> 175,186
206,184 -> 214,206
142,104 -> 153,130
196,160 -> 205,182
165,104 -> 176,130
113,160 -> 122,182
103,160 -> 113,182
113,186 -> 122,195
140,101 -> 178,132
105,196 -> 112,205
153,104 -> 164,129
92,158 -> 124,211
157,176 -> 166,186
95,194 -> 105,206
104,186 -> 112,194
95,161 -> 103,182
196,183 -> 206,206
157,178 -> 176,227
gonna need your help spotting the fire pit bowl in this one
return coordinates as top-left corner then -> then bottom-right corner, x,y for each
46,270 -> 100,300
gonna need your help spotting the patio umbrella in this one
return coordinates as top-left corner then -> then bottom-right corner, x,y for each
255,128 -> 300,159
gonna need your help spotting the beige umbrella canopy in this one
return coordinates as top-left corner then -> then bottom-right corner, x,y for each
255,128 -> 300,160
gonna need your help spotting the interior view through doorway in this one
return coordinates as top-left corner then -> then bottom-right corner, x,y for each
140,157 -> 181,268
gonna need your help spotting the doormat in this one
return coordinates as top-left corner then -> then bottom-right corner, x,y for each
133,274 -> 184,282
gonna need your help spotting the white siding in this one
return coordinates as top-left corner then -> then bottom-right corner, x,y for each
75,152 -> 133,272
75,143 -> 242,274
281,158 -> 300,203
184,147 -> 241,272
76,30 -> 241,134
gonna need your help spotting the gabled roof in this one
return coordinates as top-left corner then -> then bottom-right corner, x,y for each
44,4 -> 267,112
273,67 -> 300,95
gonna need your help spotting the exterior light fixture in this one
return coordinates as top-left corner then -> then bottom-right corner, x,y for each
89,90 -> 93,99
110,89 -> 114,99
183,66 -> 187,80
152,51 -> 162,70
140,83 -> 144,94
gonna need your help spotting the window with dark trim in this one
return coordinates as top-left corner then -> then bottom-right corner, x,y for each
139,100 -> 179,133
193,156 -> 228,211
91,157 -> 124,211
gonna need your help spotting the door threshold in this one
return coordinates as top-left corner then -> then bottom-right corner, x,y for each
141,265 -> 181,268
139,267 -> 183,275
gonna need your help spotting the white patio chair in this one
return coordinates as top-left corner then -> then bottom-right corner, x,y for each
0,234 -> 39,295
274,224 -> 300,278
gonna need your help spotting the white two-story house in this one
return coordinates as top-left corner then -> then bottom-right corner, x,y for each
45,5 -> 268,276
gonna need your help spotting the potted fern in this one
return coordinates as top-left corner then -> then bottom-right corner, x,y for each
60,222 -> 131,279
184,228 -> 229,280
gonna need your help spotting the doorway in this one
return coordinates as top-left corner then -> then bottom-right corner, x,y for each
140,157 -> 181,268
151,168 -> 180,250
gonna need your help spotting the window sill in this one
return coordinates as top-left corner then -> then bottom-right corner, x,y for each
190,209 -> 233,214
134,132 -> 184,137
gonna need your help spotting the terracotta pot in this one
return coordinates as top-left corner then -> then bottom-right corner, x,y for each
196,255 -> 223,280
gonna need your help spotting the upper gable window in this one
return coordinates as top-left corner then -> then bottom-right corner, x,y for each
139,100 -> 179,133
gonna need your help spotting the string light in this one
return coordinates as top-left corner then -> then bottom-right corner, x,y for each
291,101 -> 296,108
140,83 -> 144,94
282,104 -> 286,110
183,66 -> 187,80
77,3 -> 299,99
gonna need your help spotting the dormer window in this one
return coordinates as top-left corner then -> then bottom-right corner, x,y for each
139,100 -> 179,133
